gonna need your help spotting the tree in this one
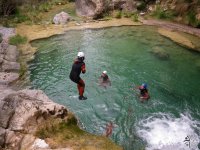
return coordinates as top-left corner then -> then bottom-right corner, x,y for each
0,0 -> 17,16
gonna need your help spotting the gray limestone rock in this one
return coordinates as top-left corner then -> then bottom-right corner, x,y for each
0,89 -> 68,149
2,89 -> 67,131
0,72 -> 19,85
53,11 -> 70,25
75,0 -> 105,19
2,60 -> 20,72
4,45 -> 18,62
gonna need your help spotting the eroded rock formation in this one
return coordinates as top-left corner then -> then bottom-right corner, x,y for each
0,89 -> 68,149
0,27 -> 20,86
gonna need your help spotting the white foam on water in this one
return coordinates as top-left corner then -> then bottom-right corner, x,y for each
69,95 -> 79,98
136,113 -> 200,150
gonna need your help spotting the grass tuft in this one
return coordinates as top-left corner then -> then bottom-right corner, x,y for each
152,5 -> 176,20
9,34 -> 27,46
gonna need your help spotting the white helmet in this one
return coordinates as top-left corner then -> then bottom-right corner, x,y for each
103,70 -> 107,74
77,52 -> 85,58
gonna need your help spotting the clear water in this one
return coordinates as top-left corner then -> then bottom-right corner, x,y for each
29,26 -> 200,150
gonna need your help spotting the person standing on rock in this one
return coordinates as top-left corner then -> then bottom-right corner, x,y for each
69,52 -> 87,100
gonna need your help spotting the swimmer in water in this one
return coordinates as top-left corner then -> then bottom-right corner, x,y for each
98,70 -> 111,88
135,83 -> 150,102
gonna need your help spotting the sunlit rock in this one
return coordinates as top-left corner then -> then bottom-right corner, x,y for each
75,0 -> 105,19
53,11 -> 70,25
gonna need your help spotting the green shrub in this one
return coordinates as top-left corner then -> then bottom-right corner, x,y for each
123,12 -> 133,18
152,5 -> 175,20
38,2 -> 52,12
115,11 -> 122,19
187,11 -> 200,27
137,2 -> 146,11
13,9 -> 30,23
132,13 -> 139,22
9,34 -> 27,45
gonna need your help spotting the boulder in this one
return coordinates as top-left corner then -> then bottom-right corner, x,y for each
75,0 -> 105,19
53,11 -> 70,25
4,45 -> 19,62
150,46 -> 170,60
2,60 -> 20,72
0,89 -> 68,149
0,72 -> 19,85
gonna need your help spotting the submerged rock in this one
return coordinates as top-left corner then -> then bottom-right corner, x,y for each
53,11 -> 70,25
150,46 -> 170,60
158,28 -> 200,52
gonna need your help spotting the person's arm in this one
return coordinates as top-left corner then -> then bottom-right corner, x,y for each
81,63 -> 86,74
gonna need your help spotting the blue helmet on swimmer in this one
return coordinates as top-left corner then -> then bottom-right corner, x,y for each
142,83 -> 147,89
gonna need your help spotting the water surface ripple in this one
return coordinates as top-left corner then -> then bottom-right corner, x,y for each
29,26 -> 200,150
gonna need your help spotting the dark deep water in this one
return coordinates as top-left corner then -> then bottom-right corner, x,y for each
29,26 -> 200,150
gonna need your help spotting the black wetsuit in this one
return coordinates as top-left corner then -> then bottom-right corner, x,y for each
102,74 -> 109,82
140,88 -> 148,96
69,58 -> 86,97
69,59 -> 85,84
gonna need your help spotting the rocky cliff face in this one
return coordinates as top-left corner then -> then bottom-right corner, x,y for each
0,27 -> 20,88
75,0 -> 200,27
75,0 -> 154,19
